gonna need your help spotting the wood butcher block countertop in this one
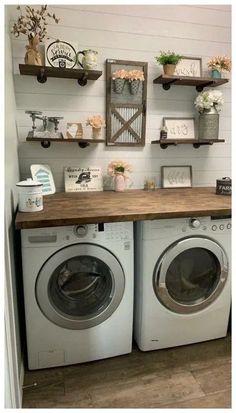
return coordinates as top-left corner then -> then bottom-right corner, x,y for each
15,187 -> 231,230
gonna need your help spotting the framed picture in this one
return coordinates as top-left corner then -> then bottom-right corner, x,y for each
64,166 -> 103,192
161,166 -> 192,188
45,40 -> 77,69
66,123 -> 83,139
174,57 -> 202,77
163,117 -> 195,140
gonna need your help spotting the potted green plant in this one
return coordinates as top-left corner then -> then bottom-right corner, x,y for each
155,51 -> 182,76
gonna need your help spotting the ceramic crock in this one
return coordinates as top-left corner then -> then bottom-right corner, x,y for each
16,178 -> 43,212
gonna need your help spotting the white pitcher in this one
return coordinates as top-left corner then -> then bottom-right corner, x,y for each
77,49 -> 98,70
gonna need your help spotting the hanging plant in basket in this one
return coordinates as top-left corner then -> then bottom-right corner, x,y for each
11,5 -> 59,66
112,69 -> 129,94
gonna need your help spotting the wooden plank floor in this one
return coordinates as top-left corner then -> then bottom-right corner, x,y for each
23,336 -> 231,408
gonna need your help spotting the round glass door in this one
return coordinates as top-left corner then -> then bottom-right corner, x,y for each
153,237 -> 228,314
36,244 -> 125,329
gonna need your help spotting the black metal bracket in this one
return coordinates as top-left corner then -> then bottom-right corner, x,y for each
162,79 -> 177,90
41,140 -> 51,148
37,69 -> 47,84
160,143 -> 169,149
78,72 -> 89,86
78,141 -> 89,148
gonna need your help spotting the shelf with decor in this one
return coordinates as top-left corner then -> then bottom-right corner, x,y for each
151,139 -> 225,149
19,64 -> 102,86
153,75 -> 228,91
26,136 -> 105,149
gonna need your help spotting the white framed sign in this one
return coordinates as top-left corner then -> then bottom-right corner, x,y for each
161,165 -> 192,188
174,57 -> 202,77
64,167 -> 103,192
45,40 -> 77,69
163,117 -> 195,140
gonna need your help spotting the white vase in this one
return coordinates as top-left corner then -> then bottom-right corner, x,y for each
115,174 -> 126,192
92,127 -> 101,139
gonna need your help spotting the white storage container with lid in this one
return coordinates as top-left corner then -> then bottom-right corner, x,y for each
16,178 -> 43,212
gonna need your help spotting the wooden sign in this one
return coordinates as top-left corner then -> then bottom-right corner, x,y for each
64,167 -> 103,192
66,123 -> 83,139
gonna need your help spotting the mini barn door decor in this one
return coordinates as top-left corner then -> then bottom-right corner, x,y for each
106,59 -> 148,146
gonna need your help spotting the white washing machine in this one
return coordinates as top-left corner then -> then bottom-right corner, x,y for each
21,222 -> 133,369
134,216 -> 231,351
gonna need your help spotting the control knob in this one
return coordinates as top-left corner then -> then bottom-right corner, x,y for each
190,218 -> 201,229
74,225 -> 88,237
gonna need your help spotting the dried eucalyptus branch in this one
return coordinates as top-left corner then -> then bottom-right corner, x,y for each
11,5 -> 59,41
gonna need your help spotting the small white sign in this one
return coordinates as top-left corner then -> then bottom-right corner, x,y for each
45,40 -> 77,69
174,57 -> 202,77
163,118 -> 195,140
64,167 -> 103,192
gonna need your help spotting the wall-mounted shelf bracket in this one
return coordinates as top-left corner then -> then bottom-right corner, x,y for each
37,68 -> 47,84
41,140 -> 51,148
77,72 -> 88,86
153,75 -> 228,91
26,136 -> 105,149
152,139 -> 225,149
19,64 -> 102,87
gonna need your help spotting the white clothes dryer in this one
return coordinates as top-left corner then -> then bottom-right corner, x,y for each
21,222 -> 133,369
134,216 -> 231,351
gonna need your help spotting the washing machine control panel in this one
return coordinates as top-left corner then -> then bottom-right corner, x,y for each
22,222 -> 133,247
71,222 -> 133,242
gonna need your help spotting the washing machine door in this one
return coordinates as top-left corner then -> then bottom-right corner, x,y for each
36,243 -> 125,329
153,236 -> 228,314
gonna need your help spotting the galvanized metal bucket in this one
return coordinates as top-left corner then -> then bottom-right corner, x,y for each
198,106 -> 219,140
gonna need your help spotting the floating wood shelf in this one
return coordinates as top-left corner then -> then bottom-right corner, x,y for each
151,139 -> 225,149
19,64 -> 102,86
153,75 -> 228,91
26,136 -> 105,148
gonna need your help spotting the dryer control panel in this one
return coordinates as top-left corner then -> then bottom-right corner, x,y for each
141,216 -> 231,240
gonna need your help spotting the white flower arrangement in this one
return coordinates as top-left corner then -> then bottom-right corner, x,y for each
194,89 -> 224,113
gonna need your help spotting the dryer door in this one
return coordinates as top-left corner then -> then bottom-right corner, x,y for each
36,243 -> 125,329
153,236 -> 228,314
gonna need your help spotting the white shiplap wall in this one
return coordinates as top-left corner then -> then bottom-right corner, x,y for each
9,5 -> 231,191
